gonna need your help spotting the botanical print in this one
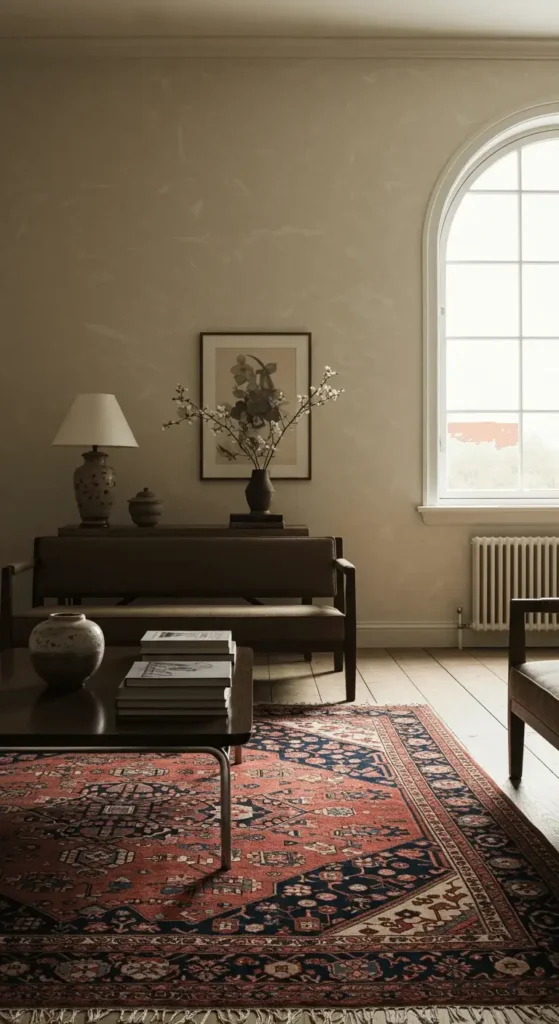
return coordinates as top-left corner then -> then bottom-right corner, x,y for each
165,333 -> 346,479
213,346 -> 298,467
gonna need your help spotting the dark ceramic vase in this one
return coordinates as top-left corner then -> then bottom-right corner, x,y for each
245,469 -> 274,513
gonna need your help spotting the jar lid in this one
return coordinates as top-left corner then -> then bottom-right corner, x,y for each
129,487 -> 158,503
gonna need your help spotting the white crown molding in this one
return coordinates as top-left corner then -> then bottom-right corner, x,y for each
2,35 -> 559,60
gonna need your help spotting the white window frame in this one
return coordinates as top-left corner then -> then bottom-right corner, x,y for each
420,104 -> 559,525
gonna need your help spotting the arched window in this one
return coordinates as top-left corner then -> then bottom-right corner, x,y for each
422,109 -> 559,523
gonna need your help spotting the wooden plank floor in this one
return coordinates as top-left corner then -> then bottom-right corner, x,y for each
253,648 -> 559,851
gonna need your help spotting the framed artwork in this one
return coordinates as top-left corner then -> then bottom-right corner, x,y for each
200,332 -> 312,480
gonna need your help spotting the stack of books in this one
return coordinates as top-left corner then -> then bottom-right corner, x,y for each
116,630 -> 235,719
229,513 -> 284,529
116,659 -> 233,718
140,630 -> 235,662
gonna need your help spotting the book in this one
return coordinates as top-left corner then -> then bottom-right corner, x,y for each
120,685 -> 231,699
125,661 -> 232,683
141,641 -> 236,663
117,700 -> 230,708
118,683 -> 230,698
125,677 -> 230,690
118,693 -> 230,706
229,522 -> 285,529
230,513 -> 284,523
140,630 -> 232,653
115,712 -> 226,720
117,699 -> 230,710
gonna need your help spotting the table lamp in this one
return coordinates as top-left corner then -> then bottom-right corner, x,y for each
52,393 -> 138,527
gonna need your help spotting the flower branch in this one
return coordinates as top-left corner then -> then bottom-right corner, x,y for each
163,362 -> 344,470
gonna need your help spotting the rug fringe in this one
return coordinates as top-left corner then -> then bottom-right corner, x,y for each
1,1008 -> 559,1024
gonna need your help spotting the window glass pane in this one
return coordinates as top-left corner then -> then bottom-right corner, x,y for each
521,139 -> 559,191
522,194 -> 559,261
470,151 -> 518,191
447,339 -> 519,411
441,138 -> 559,498
522,265 -> 559,336
446,194 -> 518,261
446,414 -> 519,491
446,265 -> 519,337
523,339 -> 559,411
523,413 -> 559,489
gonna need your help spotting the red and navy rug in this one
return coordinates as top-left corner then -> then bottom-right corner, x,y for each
0,704 -> 558,1011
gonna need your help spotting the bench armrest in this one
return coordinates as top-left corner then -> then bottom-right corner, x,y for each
509,598 -> 559,669
1,561 -> 34,650
3,561 -> 33,577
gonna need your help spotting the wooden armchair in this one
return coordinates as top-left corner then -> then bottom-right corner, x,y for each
508,598 -> 559,780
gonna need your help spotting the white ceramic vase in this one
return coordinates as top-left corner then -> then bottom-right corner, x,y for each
29,612 -> 105,691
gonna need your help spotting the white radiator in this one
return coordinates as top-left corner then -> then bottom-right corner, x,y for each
472,537 -> 559,631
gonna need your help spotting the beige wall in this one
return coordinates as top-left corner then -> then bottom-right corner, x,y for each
1,55 -> 558,639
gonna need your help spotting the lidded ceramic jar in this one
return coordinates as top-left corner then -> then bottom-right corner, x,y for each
29,613 -> 105,691
128,487 -> 163,527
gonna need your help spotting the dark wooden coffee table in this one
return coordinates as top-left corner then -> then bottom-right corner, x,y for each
0,646 -> 254,870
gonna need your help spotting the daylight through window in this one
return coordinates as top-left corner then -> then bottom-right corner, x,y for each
441,135 -> 559,500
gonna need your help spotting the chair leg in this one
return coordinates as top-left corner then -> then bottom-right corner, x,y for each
508,704 -> 525,781
334,651 -> 344,673
344,644 -> 356,702
303,651 -> 312,663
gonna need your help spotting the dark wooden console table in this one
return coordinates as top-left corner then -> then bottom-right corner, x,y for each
59,525 -> 309,537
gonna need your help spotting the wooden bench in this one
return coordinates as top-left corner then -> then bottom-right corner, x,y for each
1,535 -> 356,700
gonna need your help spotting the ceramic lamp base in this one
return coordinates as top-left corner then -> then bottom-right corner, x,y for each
73,448 -> 116,527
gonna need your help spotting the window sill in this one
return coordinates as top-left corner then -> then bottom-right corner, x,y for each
418,505 -> 559,526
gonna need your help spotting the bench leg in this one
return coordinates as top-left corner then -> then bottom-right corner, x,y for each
345,644 -> 356,703
302,599 -> 313,663
508,704 -> 525,781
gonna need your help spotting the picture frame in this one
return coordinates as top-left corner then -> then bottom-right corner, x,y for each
199,332 -> 312,480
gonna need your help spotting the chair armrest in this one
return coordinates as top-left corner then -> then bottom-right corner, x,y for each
509,598 -> 559,669
1,561 -> 34,650
334,557 -> 356,628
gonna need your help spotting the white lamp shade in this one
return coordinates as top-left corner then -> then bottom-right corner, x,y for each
52,394 -> 138,448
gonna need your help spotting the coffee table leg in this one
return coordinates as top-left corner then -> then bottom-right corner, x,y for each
212,747 -> 231,870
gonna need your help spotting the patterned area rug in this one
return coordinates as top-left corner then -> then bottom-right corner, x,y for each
0,704 -> 558,1021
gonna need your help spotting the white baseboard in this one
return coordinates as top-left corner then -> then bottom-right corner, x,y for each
357,622 -> 456,648
3,37 -> 559,60
357,622 -> 559,648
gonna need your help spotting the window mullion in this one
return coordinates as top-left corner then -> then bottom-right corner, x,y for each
518,147 -> 524,495
438,281 -> 447,497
